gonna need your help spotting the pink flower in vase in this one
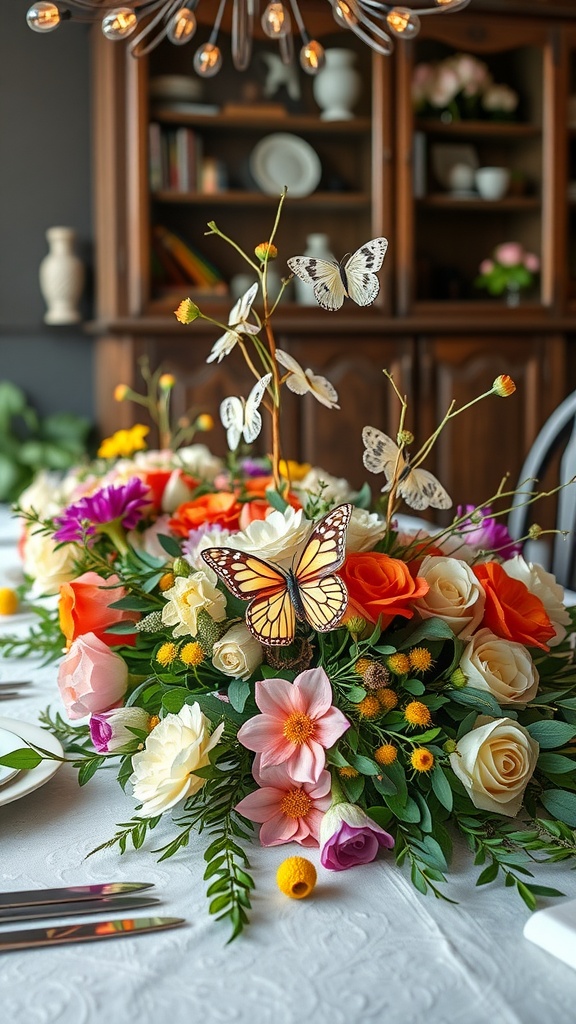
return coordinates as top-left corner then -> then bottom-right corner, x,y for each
494,242 -> 524,267
479,259 -> 495,275
524,253 -> 540,273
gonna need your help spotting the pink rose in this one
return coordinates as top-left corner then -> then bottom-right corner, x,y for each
494,242 -> 524,267
57,631 -> 128,720
524,252 -> 540,273
479,259 -> 494,275
320,802 -> 394,870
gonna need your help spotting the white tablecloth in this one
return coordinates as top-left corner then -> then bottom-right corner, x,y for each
2,506 -> 576,1024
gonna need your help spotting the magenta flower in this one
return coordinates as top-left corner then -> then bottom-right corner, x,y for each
235,758 -> 331,847
456,505 -> 522,561
320,802 -> 394,871
53,478 -> 151,543
236,667 -> 350,784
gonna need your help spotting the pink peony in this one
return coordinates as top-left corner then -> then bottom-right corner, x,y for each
494,242 -> 524,267
479,259 -> 494,275
57,631 -> 128,720
524,252 -> 540,273
235,758 -> 331,847
236,667 -> 350,784
320,802 -> 394,870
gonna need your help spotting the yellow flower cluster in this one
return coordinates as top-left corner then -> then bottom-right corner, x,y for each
97,424 -> 149,459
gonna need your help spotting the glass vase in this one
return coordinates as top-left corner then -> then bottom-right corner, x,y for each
505,282 -> 521,308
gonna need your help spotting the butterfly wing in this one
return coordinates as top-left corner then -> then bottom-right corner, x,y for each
242,372 -> 272,444
246,589 -> 296,646
298,574 -> 349,632
342,237 -> 388,307
287,256 -> 346,311
201,547 -> 295,645
398,468 -> 452,511
362,426 -> 400,482
292,503 -> 352,631
219,396 -> 244,451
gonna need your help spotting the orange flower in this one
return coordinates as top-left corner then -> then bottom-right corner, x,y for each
473,561 -> 555,651
168,492 -> 243,537
58,571 -> 139,648
339,551 -> 429,628
142,469 -> 198,511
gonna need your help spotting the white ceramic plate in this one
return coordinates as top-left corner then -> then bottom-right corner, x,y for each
249,133 -> 321,198
0,728 -> 22,786
0,717 -> 63,807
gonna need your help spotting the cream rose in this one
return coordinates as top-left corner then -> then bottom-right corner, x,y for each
449,715 -> 539,817
502,555 -> 571,647
345,508 -> 388,553
227,507 -> 311,569
212,623 -> 263,680
293,467 -> 354,506
161,571 -> 227,637
414,555 -> 485,637
129,703 -> 224,815
23,528 -> 81,596
460,627 -> 539,705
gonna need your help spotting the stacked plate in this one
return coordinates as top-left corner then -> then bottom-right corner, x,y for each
0,717 -> 63,807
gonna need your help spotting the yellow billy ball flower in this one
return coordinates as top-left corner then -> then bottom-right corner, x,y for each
377,687 -> 399,711
528,523 -> 543,540
492,374 -> 516,398
408,646 -> 433,673
114,384 -> 129,402
148,715 -> 161,731
255,241 -> 278,262
196,413 -> 214,432
375,743 -> 397,766
278,459 -> 311,482
174,298 -> 201,324
354,657 -> 373,676
387,652 -> 410,676
159,373 -> 176,390
346,616 -> 368,636
404,701 -> 433,727
159,572 -> 175,592
156,642 -> 179,667
410,747 -> 435,773
0,587 -> 19,615
397,428 -> 414,446
338,765 -> 360,779
180,641 -> 204,667
276,856 -> 317,899
357,695 -> 381,719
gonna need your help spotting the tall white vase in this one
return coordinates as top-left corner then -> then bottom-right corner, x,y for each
293,233 -> 336,306
39,226 -> 85,325
312,48 -> 362,121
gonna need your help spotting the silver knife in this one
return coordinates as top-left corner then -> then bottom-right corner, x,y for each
0,916 -> 186,952
0,895 -> 161,924
0,882 -> 154,909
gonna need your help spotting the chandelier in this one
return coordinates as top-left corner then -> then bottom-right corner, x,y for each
26,0 -> 471,69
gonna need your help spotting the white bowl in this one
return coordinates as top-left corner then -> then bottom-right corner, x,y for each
475,166 -> 510,201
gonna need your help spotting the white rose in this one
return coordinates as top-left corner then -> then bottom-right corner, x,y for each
502,555 -> 571,647
182,525 -> 232,581
460,627 -> 539,705
293,467 -> 354,505
17,470 -> 66,516
394,527 -> 476,565
130,703 -> 224,815
177,444 -> 224,483
161,571 -> 227,637
345,508 -> 388,553
414,555 -> 485,637
227,507 -> 311,569
160,469 -> 196,512
450,716 -> 538,817
23,528 -> 81,596
212,623 -> 263,680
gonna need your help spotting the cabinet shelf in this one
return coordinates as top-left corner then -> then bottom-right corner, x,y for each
417,195 -> 540,210
415,119 -> 541,139
152,189 -> 371,208
151,110 -> 373,135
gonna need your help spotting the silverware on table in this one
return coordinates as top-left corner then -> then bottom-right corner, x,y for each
0,916 -> 186,952
0,681 -> 33,688
0,881 -> 155,909
0,693 -> 24,702
0,895 -> 161,924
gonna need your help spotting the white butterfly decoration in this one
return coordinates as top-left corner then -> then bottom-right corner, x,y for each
276,349 -> 339,409
207,283 -> 260,364
220,373 -> 272,451
287,237 -> 388,311
362,426 -> 452,512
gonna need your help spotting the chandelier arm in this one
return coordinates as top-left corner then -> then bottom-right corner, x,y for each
127,0 -> 183,58
288,0 -> 309,43
232,0 -> 254,71
333,0 -> 394,56
207,0 -> 228,46
410,0 -> 471,14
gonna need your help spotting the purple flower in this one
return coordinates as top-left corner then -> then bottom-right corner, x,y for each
320,802 -> 394,871
456,505 -> 522,561
89,706 -> 150,753
54,479 -> 151,542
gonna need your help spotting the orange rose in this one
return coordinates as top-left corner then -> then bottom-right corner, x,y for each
473,561 -> 555,651
58,571 -> 139,648
339,552 -> 429,628
168,492 -> 243,537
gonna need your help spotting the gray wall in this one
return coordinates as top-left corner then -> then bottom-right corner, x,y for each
0,0 -> 94,422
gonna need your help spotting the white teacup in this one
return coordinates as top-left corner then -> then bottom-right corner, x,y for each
475,166 -> 510,201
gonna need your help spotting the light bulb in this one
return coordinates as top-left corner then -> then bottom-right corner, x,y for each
166,7 -> 197,45
261,2 -> 291,39
26,2 -> 61,33
102,8 -> 138,40
193,42 -> 223,77
386,7 -> 420,38
300,39 -> 325,75
332,2 -> 357,29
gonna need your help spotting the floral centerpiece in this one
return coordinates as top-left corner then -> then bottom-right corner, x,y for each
2,194 -> 576,943
475,241 -> 540,305
412,52 -> 519,122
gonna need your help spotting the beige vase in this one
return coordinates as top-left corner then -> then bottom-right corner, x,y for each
39,226 -> 85,325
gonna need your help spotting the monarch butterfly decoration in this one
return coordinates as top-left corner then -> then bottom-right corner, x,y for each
201,503 -> 352,646
362,426 -> 452,512
287,237 -> 388,311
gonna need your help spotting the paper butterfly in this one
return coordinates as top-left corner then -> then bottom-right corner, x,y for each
220,373 -> 272,451
287,237 -> 388,311
201,503 -> 352,646
362,426 -> 452,512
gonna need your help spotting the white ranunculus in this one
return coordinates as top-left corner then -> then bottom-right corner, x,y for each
502,555 -> 571,647
345,508 -> 388,553
130,703 -> 224,815
23,527 -> 81,596
161,571 -> 227,637
293,467 -> 354,506
212,623 -> 263,680
450,715 -> 539,817
17,470 -> 67,517
460,627 -> 539,705
414,555 -> 485,637
176,444 -> 225,483
182,526 -> 232,581
227,507 -> 311,569
160,469 -> 196,512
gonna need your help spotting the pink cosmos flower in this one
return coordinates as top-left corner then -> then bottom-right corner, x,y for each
235,758 -> 331,847
236,667 -> 350,784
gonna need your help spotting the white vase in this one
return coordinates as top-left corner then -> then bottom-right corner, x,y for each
312,48 -> 362,121
39,226 -> 85,325
293,233 -> 336,306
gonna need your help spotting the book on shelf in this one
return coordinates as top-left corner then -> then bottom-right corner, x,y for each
152,225 -> 226,291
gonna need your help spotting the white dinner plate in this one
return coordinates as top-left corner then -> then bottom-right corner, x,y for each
0,728 -> 22,786
249,133 -> 322,198
0,717 -> 63,807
